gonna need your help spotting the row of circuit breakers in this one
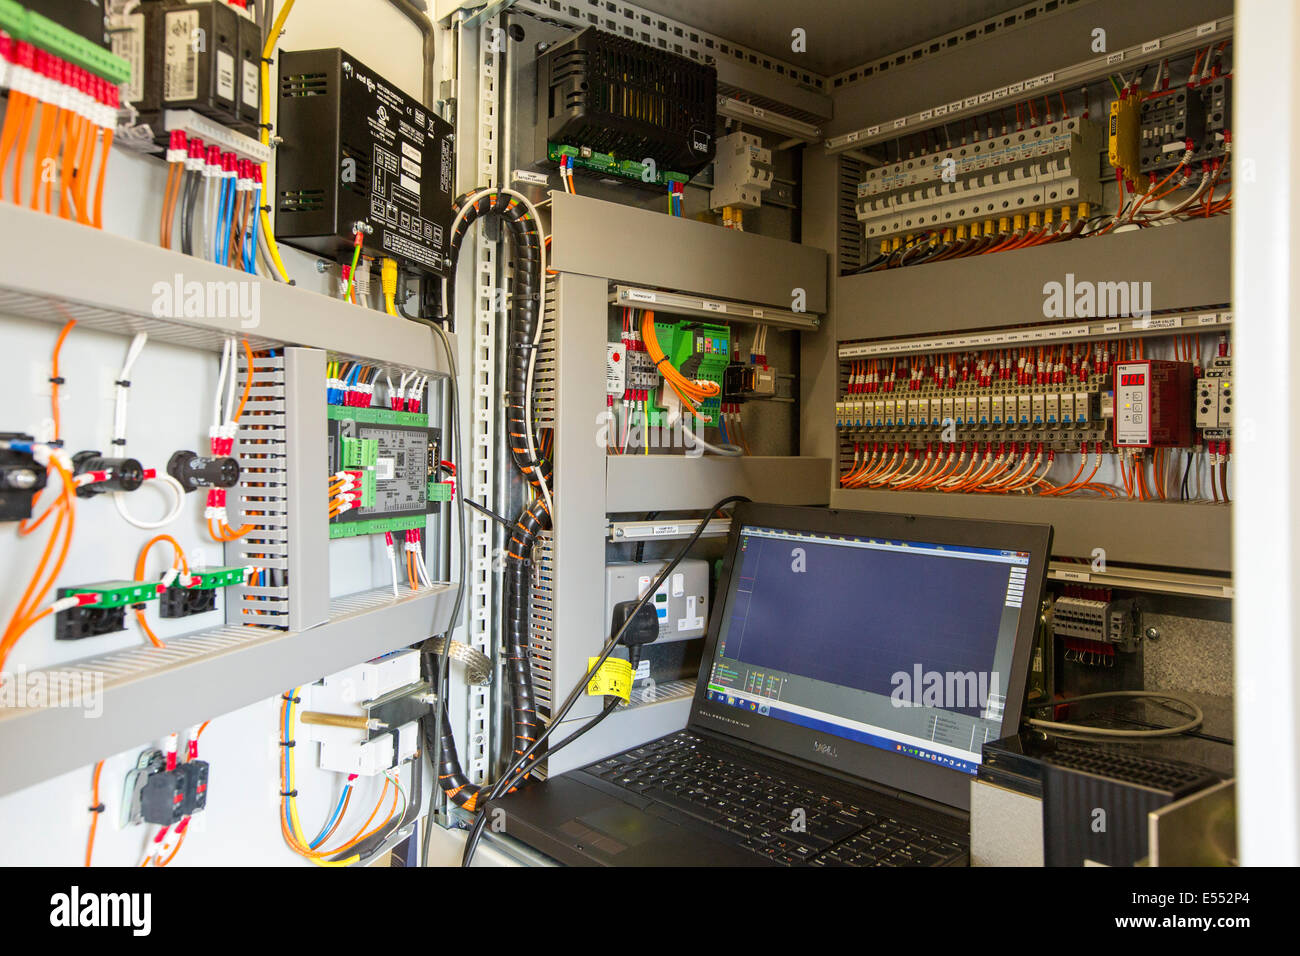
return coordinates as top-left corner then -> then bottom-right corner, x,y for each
836,358 -> 1231,449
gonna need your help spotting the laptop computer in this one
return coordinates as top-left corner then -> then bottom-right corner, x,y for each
495,503 -> 1052,866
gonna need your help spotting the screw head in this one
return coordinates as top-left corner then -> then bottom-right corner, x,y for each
1144,627 -> 1160,642
5,468 -> 38,489
315,259 -> 328,273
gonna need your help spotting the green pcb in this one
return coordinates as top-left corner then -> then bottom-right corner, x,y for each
648,320 -> 731,427
548,143 -> 689,187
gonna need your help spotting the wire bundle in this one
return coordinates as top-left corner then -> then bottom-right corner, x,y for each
434,186 -> 549,812
639,309 -> 721,418
0,320 -> 80,674
206,338 -> 254,541
0,41 -> 117,227
278,689 -> 414,866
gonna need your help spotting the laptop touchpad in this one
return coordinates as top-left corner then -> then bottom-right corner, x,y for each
564,804 -> 663,854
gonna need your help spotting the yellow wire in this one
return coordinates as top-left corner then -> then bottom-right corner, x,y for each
282,688 -> 359,867
258,0 -> 297,282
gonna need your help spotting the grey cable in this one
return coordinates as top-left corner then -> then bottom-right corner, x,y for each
1026,690 -> 1204,738
682,423 -> 743,457
418,317 -> 470,866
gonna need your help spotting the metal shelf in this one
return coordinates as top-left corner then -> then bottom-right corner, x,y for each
549,193 -> 828,314
0,584 -> 459,797
830,487 -> 1231,573
1047,561 -> 1231,599
836,216 -> 1231,342
606,456 -> 832,512
0,203 -> 450,376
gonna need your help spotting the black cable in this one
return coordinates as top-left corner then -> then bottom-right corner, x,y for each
460,696 -> 619,866
459,494 -> 750,866
1181,449 -> 1194,501
634,510 -> 658,563
462,496 -> 512,530
180,169 -> 199,257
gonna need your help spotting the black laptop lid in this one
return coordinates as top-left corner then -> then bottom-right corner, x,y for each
689,503 -> 1051,812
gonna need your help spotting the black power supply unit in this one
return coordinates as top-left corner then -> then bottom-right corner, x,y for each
275,48 -> 455,276
536,27 -> 717,177
126,1 -> 259,135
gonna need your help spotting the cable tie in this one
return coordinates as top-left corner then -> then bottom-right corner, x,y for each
279,789 -> 298,797
115,379 -> 131,387
48,376 -> 65,385
280,693 -> 301,703
110,438 -> 126,446
88,803 -> 105,814
278,741 -> 296,750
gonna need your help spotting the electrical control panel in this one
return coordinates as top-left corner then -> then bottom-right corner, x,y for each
275,48 -> 455,274
606,559 -> 709,645
1113,360 -> 1193,448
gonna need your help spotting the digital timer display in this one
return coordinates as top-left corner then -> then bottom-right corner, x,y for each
1120,373 -> 1146,387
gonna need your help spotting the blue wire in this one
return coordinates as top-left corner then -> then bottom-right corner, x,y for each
214,178 -> 231,265
222,178 -> 238,265
719,413 -> 729,445
244,184 -> 261,273
309,785 -> 352,848
212,178 -> 226,264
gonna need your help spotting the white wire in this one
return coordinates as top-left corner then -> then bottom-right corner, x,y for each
388,549 -> 399,599
223,337 -> 238,427
108,332 -> 185,529
213,338 -> 231,431
113,475 -> 185,530
415,550 -> 434,589
113,333 -> 148,448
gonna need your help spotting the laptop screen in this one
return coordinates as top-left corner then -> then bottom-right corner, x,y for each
702,524 -> 1033,777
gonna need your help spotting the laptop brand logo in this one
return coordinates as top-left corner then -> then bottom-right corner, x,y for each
812,740 -> 838,758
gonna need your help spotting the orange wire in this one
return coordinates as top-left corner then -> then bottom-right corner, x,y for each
234,340 -> 254,423
50,319 -> 76,443
92,129 -> 112,229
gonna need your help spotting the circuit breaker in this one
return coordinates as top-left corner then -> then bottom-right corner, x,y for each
711,131 -> 773,210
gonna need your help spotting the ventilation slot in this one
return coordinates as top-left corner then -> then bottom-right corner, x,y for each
281,72 -> 328,97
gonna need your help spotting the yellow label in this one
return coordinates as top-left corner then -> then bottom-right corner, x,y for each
586,657 -> 633,702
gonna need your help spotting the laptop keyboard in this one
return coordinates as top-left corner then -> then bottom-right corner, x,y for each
583,731 -> 966,867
